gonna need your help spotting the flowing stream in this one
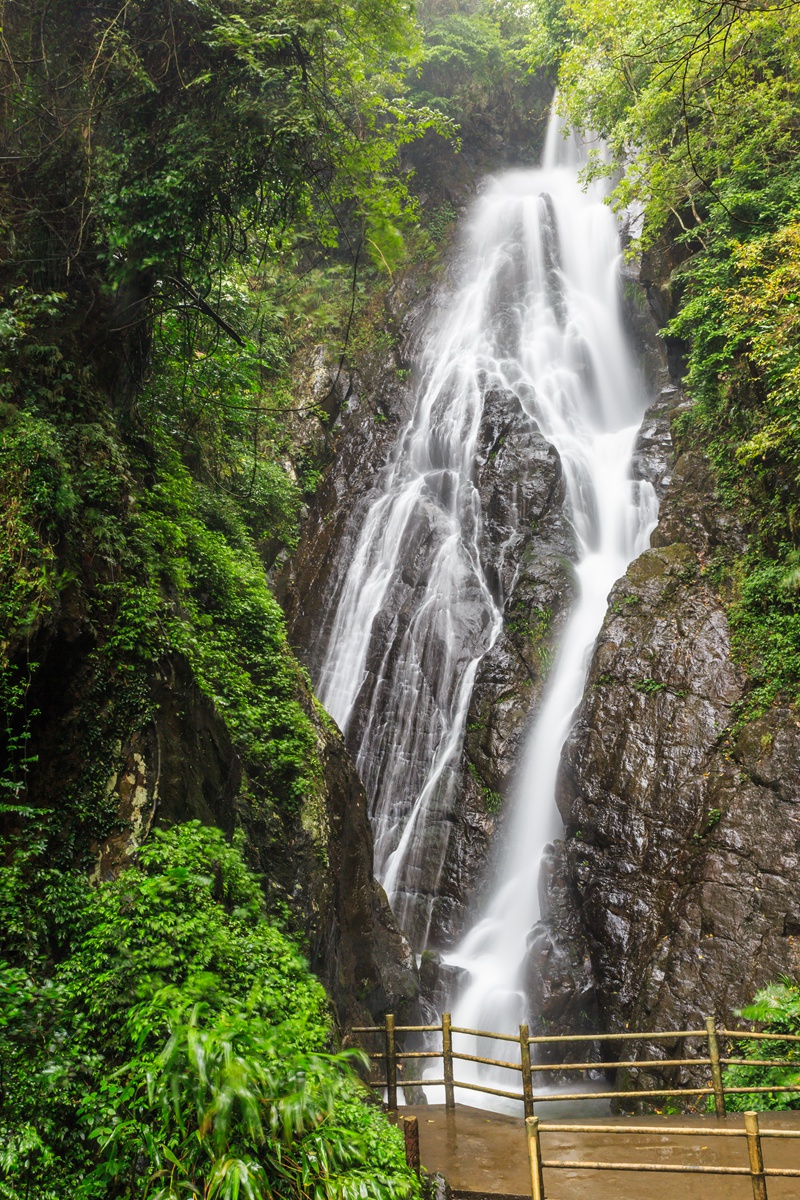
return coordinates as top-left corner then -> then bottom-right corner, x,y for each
317,108 -> 658,1077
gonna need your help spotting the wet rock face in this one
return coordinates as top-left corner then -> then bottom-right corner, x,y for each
630,384 -> 679,500
278,271 -> 430,675
419,951 -> 470,1023
535,460 -> 800,1047
303,719 -> 420,1025
651,448 -> 748,558
92,654 -> 242,882
525,841 -> 599,1038
556,542 -> 745,1026
426,390 -> 577,946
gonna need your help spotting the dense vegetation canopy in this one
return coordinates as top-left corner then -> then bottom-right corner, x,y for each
1,823 -> 419,1197
6,0 -> 800,1187
0,1 -> 545,1195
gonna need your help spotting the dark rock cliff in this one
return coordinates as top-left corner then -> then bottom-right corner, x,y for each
534,460 -> 800,1038
428,388 -> 576,944
529,251 -> 800,1083
277,270 -> 429,678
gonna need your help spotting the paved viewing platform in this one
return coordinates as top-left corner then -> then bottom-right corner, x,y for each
400,1105 -> 800,1199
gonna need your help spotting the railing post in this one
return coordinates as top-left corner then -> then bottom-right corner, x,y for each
745,1110 -> 768,1200
705,1015 -> 726,1119
525,1114 -> 546,1200
442,1012 -> 455,1110
520,1023 -> 534,1119
385,1013 -> 397,1112
401,1115 -> 420,1175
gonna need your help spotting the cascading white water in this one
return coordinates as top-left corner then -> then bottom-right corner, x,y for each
429,118 -> 660,1109
317,106 -> 657,1009
315,171 -> 517,948
315,288 -> 505,942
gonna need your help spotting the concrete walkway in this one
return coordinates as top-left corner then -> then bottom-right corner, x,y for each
401,1104 -> 800,1198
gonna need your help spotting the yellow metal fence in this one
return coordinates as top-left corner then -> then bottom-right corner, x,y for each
525,1112 -> 800,1200
351,1013 -> 800,1118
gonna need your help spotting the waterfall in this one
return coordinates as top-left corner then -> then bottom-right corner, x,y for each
433,119 -> 659,1108
317,108 -> 658,1006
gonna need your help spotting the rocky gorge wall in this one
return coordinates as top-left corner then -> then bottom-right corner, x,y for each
535,454 -> 800,1033
529,255 -> 800,1081
284,209 -> 800,1069
279,254 -> 581,954
9,499 -> 418,1030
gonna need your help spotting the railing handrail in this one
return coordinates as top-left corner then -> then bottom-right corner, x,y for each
357,1024 -> 441,1035
528,1027 -> 707,1043
358,1015 -> 800,1198
354,1012 -> 800,1122
357,1022 -> 800,1041
721,1028 -> 800,1043
539,1121 -> 800,1137
353,1021 -> 800,1043
528,1110 -> 800,1199
451,1023 -> 524,1042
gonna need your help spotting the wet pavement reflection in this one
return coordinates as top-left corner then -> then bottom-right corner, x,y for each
401,1104 -> 800,1198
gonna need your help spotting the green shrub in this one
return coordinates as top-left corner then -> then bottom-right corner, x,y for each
721,981 -> 800,1111
0,823 -> 419,1199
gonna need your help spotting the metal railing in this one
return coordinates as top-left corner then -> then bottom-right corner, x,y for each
351,1013 -> 800,1117
526,1111 -> 800,1200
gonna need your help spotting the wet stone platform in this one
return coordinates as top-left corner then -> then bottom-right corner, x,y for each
401,1104 -> 800,1199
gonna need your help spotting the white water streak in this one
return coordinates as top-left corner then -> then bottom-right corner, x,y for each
428,116 -> 659,1111
318,107 -> 657,1019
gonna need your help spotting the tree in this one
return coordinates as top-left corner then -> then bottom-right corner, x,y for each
0,0 -> 443,400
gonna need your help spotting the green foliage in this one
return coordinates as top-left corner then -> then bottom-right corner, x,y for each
0,823 -> 419,1199
523,0 -> 572,68
721,981 -> 800,1111
466,760 -> 503,813
405,0 -> 550,189
0,275 -> 325,887
0,218 -> 414,1200
422,3 -> 542,119
666,214 -> 800,715
543,1 -> 800,718
483,788 -> 503,815
632,678 -> 666,695
0,403 -> 319,880
2,0 -> 448,302
0,394 -> 71,640
506,604 -> 553,673
544,1 -> 800,238
425,202 -> 459,245
144,465 -> 321,812
0,400 -> 73,805
692,806 -> 722,844
412,10 -> 514,124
